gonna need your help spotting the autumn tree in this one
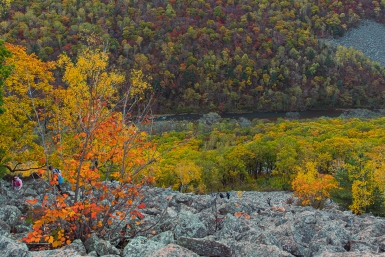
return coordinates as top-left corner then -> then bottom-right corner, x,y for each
292,161 -> 338,208
0,43 -> 54,173
24,48 -> 156,247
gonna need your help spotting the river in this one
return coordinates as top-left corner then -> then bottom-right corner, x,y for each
154,110 -> 347,122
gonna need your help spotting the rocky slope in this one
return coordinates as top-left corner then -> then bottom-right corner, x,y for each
1,177 -> 385,257
328,20 -> 385,67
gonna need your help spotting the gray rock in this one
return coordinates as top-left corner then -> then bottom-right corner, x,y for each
173,211 -> 208,239
315,250 -> 380,257
177,236 -> 233,257
163,207 -> 178,220
174,194 -> 193,206
143,208 -> 161,216
292,211 -> 316,244
151,231 -> 174,245
178,203 -> 198,214
215,213 -> 250,239
191,196 -> 213,211
14,225 -> 33,234
62,239 -> 87,255
9,232 -> 29,242
148,243 -> 200,257
0,194 -> 8,206
309,220 -> 350,254
94,239 -> 120,256
0,220 -> 11,236
84,233 -> 99,253
29,249 -> 84,257
233,242 -> 294,257
0,235 -> 31,257
349,240 -> 377,252
255,232 -> 282,249
23,188 -> 38,197
279,238 -> 308,257
0,205 -> 22,226
312,245 -> 348,257
373,235 -> 385,252
123,236 -> 164,257
198,209 -> 223,235
217,201 -> 252,215
84,233 -> 120,256
88,251 -> 98,257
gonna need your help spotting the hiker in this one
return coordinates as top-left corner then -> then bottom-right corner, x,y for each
219,193 -> 224,199
267,197 -> 271,206
49,166 -> 64,194
226,192 -> 230,199
11,176 -> 22,190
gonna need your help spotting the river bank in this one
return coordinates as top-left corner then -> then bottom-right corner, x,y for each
152,109 -> 374,122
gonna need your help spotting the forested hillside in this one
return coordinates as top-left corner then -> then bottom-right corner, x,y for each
1,0 -> 385,113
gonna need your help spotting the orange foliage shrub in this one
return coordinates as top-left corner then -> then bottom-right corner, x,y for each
292,161 -> 338,207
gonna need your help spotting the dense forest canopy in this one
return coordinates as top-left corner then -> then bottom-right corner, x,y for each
1,0 -> 385,113
150,116 -> 385,215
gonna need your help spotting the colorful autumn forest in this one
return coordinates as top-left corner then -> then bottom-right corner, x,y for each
1,0 -> 385,113
2,0 -> 385,249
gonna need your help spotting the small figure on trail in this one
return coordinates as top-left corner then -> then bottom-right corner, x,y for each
267,197 -> 271,206
49,166 -> 64,194
219,193 -> 224,199
11,176 -> 22,190
226,192 -> 230,199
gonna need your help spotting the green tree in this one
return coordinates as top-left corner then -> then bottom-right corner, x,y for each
0,40 -> 12,114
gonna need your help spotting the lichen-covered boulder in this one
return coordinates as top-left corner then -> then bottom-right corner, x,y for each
29,249 -> 84,257
173,211 -> 208,239
63,239 -> 87,256
177,236 -> 233,257
215,213 -> 250,239
23,188 -> 38,198
84,233 -> 120,256
0,220 -> 11,236
292,211 -> 317,244
14,225 -> 33,234
123,236 -> 164,257
0,235 -> 31,257
148,244 -> 200,257
309,220 -> 350,255
0,205 -> 22,227
233,242 -> 294,257
151,231 -> 174,245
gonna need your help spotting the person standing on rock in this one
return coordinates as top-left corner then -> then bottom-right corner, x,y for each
267,197 -> 271,206
226,192 -> 230,199
11,176 -> 22,190
49,165 -> 63,194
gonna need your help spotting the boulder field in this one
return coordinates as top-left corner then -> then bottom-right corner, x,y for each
1,178 -> 385,257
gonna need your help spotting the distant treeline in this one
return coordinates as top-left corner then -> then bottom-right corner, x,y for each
2,0 -> 385,113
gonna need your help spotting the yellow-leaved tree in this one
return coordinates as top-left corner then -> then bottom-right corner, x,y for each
292,161 -> 338,208
347,153 -> 377,214
174,160 -> 202,192
0,43 -> 55,173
